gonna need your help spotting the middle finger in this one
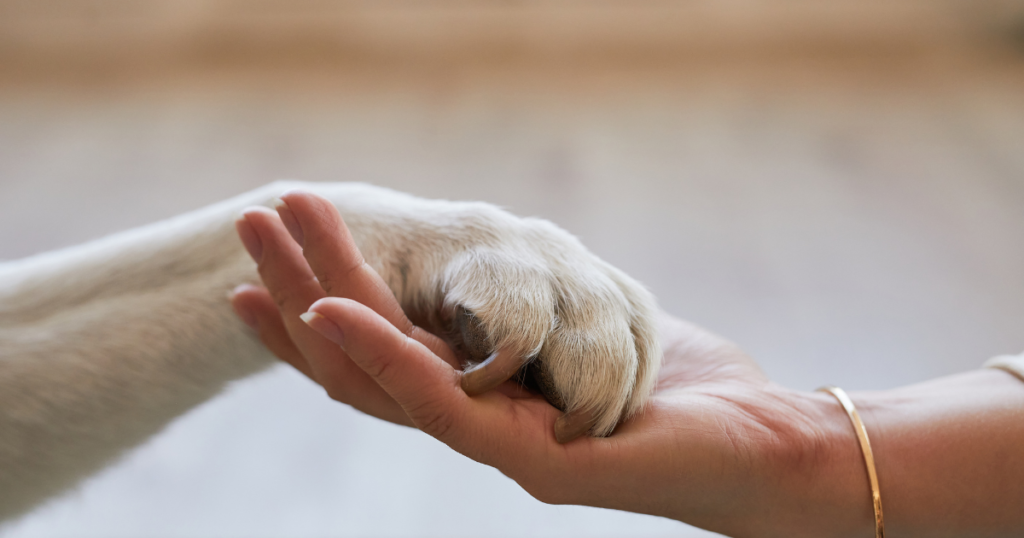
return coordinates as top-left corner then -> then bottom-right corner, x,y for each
241,207 -> 404,419
274,191 -> 413,334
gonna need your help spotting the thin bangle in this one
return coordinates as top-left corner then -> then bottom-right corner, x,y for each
818,385 -> 884,538
983,353 -> 1024,384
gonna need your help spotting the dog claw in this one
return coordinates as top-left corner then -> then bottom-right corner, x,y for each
460,347 -> 528,396
554,407 -> 599,444
454,307 -> 600,442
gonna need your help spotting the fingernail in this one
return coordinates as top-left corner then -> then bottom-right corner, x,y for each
301,311 -> 345,345
235,215 -> 263,262
274,198 -> 304,246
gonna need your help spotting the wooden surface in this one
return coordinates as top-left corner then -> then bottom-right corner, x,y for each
1,2 -> 1023,536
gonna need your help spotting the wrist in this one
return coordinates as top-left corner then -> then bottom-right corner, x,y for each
753,386 -> 876,538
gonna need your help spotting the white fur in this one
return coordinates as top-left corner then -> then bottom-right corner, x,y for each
0,181 -> 660,521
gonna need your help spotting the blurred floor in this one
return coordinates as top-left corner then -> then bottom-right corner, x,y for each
1,1 -> 1024,537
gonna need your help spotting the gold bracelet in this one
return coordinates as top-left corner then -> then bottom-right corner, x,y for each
818,386 -> 884,538
983,353 -> 1024,384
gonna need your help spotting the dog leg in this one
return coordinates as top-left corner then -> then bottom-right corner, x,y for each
0,181 -> 661,520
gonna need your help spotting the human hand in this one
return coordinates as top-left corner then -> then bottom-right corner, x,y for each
233,185 -> 660,440
231,192 -> 871,537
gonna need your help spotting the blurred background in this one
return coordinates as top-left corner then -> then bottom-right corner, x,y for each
1,0 -> 1023,536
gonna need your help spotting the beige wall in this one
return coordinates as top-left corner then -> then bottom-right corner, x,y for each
2,0 -> 1023,70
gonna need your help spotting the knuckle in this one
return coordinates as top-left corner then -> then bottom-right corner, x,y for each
317,276 -> 338,296
364,346 -> 398,385
268,275 -> 319,313
312,262 -> 363,297
408,398 -> 457,439
269,286 -> 295,311
408,374 -> 459,439
364,336 -> 412,387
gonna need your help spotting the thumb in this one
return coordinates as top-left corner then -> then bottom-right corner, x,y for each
302,297 -> 467,442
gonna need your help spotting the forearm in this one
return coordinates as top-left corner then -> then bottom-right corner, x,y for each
782,368 -> 1024,538
854,368 -> 1024,537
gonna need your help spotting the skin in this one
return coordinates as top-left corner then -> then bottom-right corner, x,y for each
231,191 -> 1024,538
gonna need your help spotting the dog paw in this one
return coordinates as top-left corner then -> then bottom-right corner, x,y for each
285,181 -> 661,441
434,215 -> 661,441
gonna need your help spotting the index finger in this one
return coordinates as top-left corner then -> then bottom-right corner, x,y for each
275,190 -> 413,336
